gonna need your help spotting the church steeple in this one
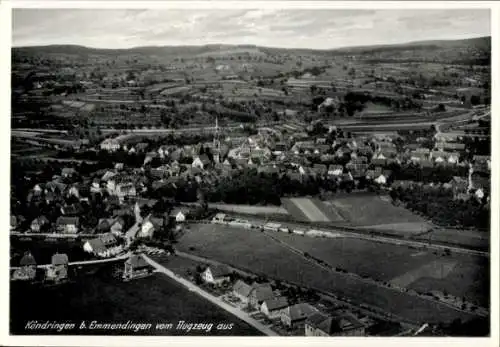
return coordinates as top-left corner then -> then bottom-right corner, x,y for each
213,115 -> 221,163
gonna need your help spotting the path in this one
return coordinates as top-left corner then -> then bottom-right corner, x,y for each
141,254 -> 278,336
11,252 -> 131,270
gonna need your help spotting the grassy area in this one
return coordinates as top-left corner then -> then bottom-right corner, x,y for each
10,272 -> 262,336
270,232 -> 442,281
270,232 -> 489,307
210,203 -> 289,215
176,224 -> 482,325
327,195 -> 429,230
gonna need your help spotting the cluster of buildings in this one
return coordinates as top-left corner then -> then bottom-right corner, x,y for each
198,265 -> 366,336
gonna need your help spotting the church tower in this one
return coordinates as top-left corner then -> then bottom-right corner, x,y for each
213,115 -> 221,163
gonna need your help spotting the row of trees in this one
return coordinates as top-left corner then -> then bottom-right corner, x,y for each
390,185 -> 489,229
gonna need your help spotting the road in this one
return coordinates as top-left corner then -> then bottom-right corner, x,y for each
11,232 -> 96,238
141,254 -> 278,336
11,252 -> 131,270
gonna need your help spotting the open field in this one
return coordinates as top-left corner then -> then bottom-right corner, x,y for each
270,232 -> 489,307
390,259 -> 458,288
412,228 -> 489,251
282,198 -> 345,222
209,203 -> 289,215
10,272 -> 261,336
176,224 -> 481,324
326,195 -> 431,230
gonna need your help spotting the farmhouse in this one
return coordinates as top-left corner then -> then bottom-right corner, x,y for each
233,280 -> 253,303
201,265 -> 231,286
31,216 -> 50,232
56,216 -> 79,234
305,312 -> 365,337
281,303 -> 319,329
261,297 -> 289,320
123,254 -> 152,281
249,283 -> 275,309
12,252 -> 37,281
45,253 -> 69,282
100,139 -> 120,152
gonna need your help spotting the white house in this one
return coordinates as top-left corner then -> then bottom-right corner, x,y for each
100,139 -> 120,152
202,266 -> 231,286
475,188 -> 485,200
374,174 -> 387,185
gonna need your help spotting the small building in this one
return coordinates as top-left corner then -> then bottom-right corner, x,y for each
305,312 -> 366,336
261,297 -> 288,320
263,222 -> 282,232
45,253 -> 69,282
233,280 -> 253,303
192,154 -> 211,170
212,213 -> 227,224
100,138 -> 121,152
123,254 -> 153,281
83,233 -> 122,258
56,216 -> 79,234
12,252 -> 37,281
31,216 -> 50,233
249,283 -> 275,309
201,265 -> 231,286
61,167 -> 77,178
281,303 -> 318,329
170,208 -> 189,223
10,216 -> 18,230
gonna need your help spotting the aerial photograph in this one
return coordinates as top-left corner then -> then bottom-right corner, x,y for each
9,8 -> 491,337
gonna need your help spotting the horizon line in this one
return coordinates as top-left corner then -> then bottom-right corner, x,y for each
11,34 -> 490,52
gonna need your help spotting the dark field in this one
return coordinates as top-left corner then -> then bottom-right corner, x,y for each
176,224 -> 484,326
269,232 -> 489,307
10,271 -> 262,336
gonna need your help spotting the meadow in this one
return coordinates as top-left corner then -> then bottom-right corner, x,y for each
10,272 -> 261,336
176,224 -> 482,324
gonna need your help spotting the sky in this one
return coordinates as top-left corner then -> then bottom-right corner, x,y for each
12,9 -> 490,49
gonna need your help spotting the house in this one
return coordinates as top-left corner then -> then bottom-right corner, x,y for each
312,164 -> 328,176
371,158 -> 387,166
12,252 -> 37,281
125,222 -> 141,244
61,167 -> 77,178
201,265 -> 231,286
374,174 -> 387,185
10,216 -> 18,230
60,203 -> 84,216
116,182 -> 137,200
170,208 -> 189,223
31,216 -> 50,232
138,216 -> 164,238
83,233 -> 122,258
261,297 -> 289,319
328,165 -> 343,176
45,253 -> 69,282
281,303 -> 319,329
100,138 -> 120,152
249,283 -> 275,309
123,254 -> 153,281
305,312 -> 365,337
192,154 -> 211,170
101,171 -> 117,182
419,160 -> 434,168
56,216 -> 79,234
233,280 -> 253,303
